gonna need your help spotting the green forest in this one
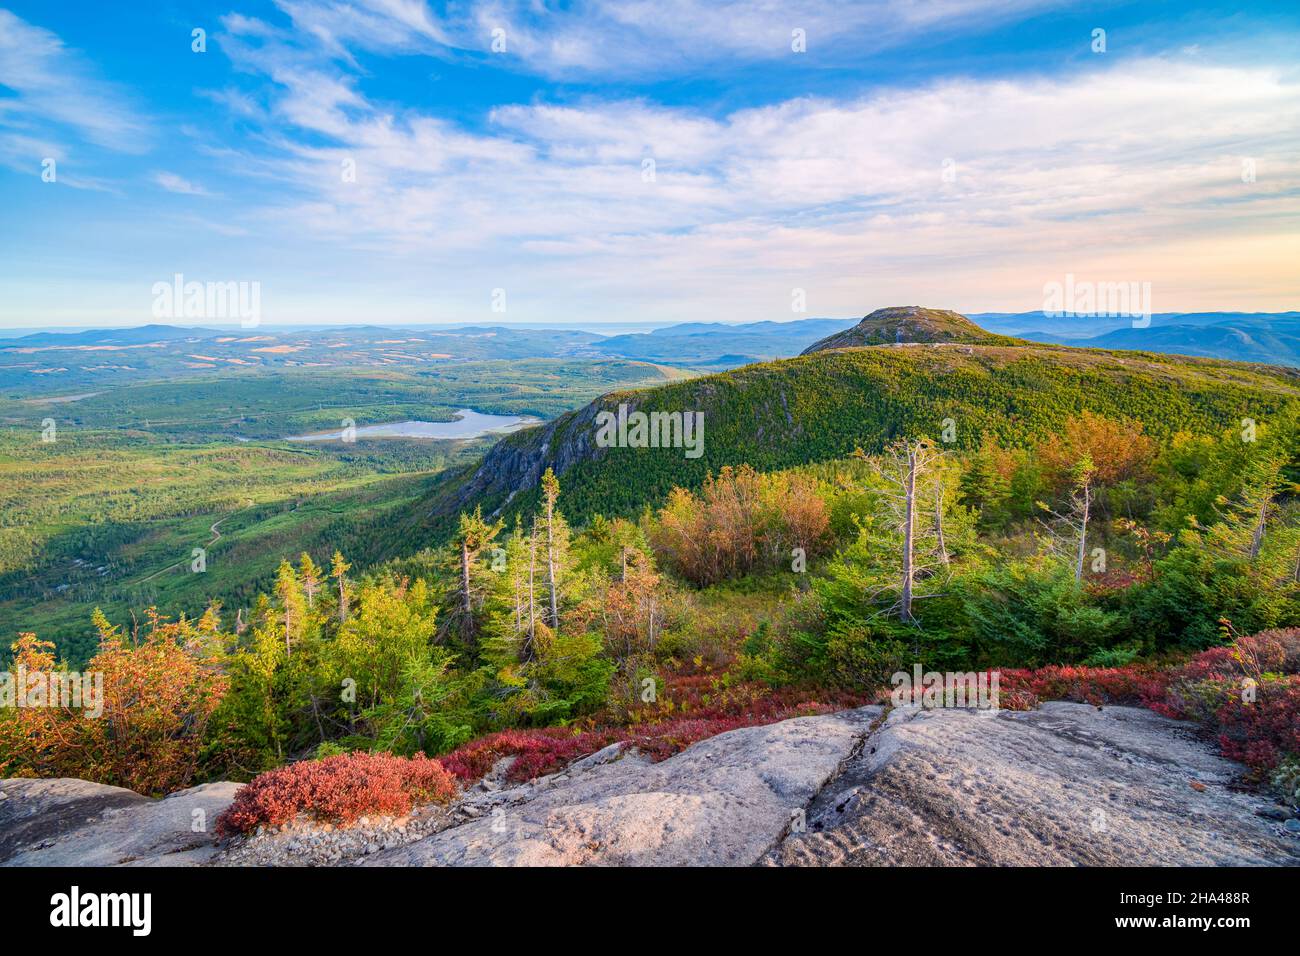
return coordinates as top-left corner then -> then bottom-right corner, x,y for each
0,359 -> 682,663
6,386 -> 1298,793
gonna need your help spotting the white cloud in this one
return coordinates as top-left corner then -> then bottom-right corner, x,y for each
211,41 -> 1300,317
153,171 -> 212,196
263,0 -> 1070,77
2,1 -> 1294,325
0,8 -> 147,167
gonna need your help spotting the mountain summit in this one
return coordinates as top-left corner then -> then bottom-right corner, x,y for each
800,306 -> 1009,354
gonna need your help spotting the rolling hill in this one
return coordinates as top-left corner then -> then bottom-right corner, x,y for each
416,308 -> 1300,535
972,311 -> 1300,366
801,306 -> 1014,352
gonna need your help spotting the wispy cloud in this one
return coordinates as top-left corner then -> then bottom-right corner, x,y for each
0,8 -> 147,175
221,45 -> 1300,313
153,171 -> 213,196
264,0 -> 1070,77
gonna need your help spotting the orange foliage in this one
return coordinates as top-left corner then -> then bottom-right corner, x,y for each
0,609 -> 229,795
650,465 -> 830,585
1037,410 -> 1155,489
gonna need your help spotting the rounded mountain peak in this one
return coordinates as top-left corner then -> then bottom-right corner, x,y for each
800,306 -> 1006,354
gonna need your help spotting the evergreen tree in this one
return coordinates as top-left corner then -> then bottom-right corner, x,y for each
330,551 -> 351,623
443,506 -> 503,649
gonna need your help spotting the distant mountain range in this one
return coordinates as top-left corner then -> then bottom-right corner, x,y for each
971,311 -> 1300,366
3,311 -> 1297,397
592,318 -> 856,365
0,319 -> 857,394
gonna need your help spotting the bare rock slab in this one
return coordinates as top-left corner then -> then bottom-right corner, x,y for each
0,778 -> 240,867
365,708 -> 882,867
766,702 -> 1300,867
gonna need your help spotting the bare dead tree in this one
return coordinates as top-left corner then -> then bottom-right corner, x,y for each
527,519 -> 537,655
864,437 -> 948,623
541,468 -> 561,629
934,484 -> 950,568
1036,456 -> 1095,582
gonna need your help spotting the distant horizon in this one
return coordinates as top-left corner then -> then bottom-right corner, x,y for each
2,307 -> 1298,339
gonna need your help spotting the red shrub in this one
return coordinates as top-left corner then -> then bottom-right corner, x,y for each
216,751 -> 457,836
994,629 -> 1300,775
436,684 -> 868,786
994,665 -> 1170,708
1214,678 -> 1300,771
437,727 -> 623,785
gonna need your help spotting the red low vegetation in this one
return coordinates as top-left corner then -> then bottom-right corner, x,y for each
438,680 -> 869,785
994,664 -> 1171,710
215,751 -> 457,835
217,629 -> 1299,836
437,727 -> 623,784
995,627 -> 1300,776
218,679 -> 867,836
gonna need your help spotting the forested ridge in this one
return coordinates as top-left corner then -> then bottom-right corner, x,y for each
420,340 -> 1300,536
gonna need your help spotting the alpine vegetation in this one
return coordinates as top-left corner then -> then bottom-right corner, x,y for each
0,665 -> 102,718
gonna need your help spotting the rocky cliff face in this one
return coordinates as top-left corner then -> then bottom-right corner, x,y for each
435,396 -> 613,521
800,306 -> 1011,354
5,703 -> 1297,867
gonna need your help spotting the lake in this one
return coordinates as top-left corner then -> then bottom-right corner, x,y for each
285,408 -> 539,442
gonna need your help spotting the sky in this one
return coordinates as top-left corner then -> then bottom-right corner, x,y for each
0,0 -> 1297,329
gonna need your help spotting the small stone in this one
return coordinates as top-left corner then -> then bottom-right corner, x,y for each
1285,819 -> 1300,833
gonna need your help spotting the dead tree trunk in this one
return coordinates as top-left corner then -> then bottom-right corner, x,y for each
934,485 -> 949,567
513,571 -> 522,635
1074,480 -> 1092,583
526,523 -> 537,658
460,537 -> 474,642
900,444 -> 918,622
545,498 -> 559,629
1248,497 -> 1269,560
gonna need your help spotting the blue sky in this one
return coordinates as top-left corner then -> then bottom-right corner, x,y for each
1,0 -> 1297,328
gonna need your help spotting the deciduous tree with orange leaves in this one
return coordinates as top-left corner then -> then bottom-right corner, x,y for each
0,608 -> 229,796
1037,410 -> 1155,491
